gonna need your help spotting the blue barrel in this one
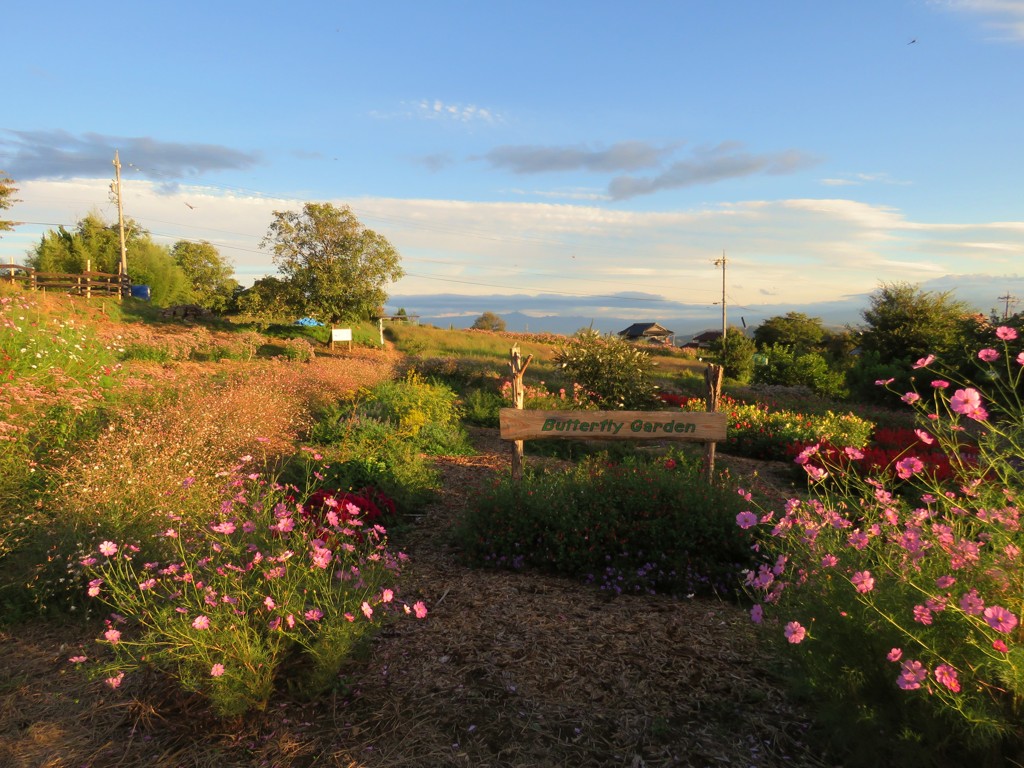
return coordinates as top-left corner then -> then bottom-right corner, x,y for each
130,284 -> 151,301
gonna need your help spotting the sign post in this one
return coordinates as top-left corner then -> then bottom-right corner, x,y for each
331,327 -> 352,351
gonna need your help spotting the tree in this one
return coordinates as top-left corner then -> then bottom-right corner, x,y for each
471,311 -> 506,332
28,212 -> 142,274
859,282 -> 972,363
754,312 -> 826,353
0,171 -> 19,237
261,203 -> 403,323
119,240 -> 191,307
171,240 -> 239,312
710,326 -> 756,383
234,276 -> 298,319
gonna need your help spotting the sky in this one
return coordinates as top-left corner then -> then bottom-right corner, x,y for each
3,1 -> 1024,334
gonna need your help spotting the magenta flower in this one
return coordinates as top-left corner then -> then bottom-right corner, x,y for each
931,379 -> 950,389
804,465 -> 828,482
935,575 -> 955,589
413,601 -> 428,619
1017,352 -> 1024,366
887,648 -> 903,662
736,511 -> 758,529
821,554 -> 838,568
959,589 -> 985,615
913,429 -> 934,445
996,326 -> 1018,340
950,388 -> 988,421
87,578 -> 103,598
933,664 -> 960,692
843,446 -> 864,460
105,672 -> 125,689
210,663 -> 225,677
304,608 -> 324,621
983,605 -> 1018,633
191,615 -> 211,630
912,605 -> 933,625
381,588 -> 394,603
361,601 -> 374,619
896,456 -> 925,480
978,348 -> 1000,362
310,547 -> 332,569
264,596 -> 276,610
901,392 -> 920,405
851,570 -> 875,593
993,639 -> 1009,653
139,578 -> 157,591
784,621 -> 806,644
912,354 -> 936,369
875,378 -> 895,386
104,628 -> 122,644
98,541 -> 118,557
896,660 -> 927,691
69,655 -> 88,663
750,604 -> 764,624
210,521 -> 236,534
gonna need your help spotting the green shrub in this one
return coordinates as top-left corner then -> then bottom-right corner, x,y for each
455,451 -> 754,596
753,343 -> 848,398
553,330 -> 660,409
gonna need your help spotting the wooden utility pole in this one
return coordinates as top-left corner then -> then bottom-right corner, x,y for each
113,151 -> 128,279
997,293 -> 1019,321
508,344 -> 533,480
714,252 -> 727,354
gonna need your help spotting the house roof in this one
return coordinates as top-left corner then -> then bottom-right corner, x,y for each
618,322 -> 674,338
691,330 -> 723,343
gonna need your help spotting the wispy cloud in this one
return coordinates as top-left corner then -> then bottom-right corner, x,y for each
608,143 -> 820,200
820,172 -> 912,187
936,0 -> 1024,41
413,99 -> 501,123
0,130 -> 260,183
482,141 -> 679,174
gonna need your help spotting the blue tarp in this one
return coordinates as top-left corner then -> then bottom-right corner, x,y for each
294,317 -> 324,326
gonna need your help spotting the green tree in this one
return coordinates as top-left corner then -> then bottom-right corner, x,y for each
754,312 -> 826,353
859,282 -> 972,364
261,203 -> 404,323
121,240 -> 191,307
171,240 -> 239,312
553,329 -> 659,409
710,326 -> 756,383
752,343 -> 847,398
234,276 -> 298,320
27,213 -> 129,274
0,172 -> 19,237
471,311 -> 506,332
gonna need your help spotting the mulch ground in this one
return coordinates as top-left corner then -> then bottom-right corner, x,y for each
0,428 -> 829,768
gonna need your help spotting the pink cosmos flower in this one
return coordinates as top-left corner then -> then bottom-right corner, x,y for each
914,429 -> 934,445
934,664 -> 961,693
210,663 -> 225,677
896,457 -> 925,480
950,388 -> 988,421
912,605 -> 933,625
851,570 -> 875,593
105,672 -> 125,689
310,547 -> 332,569
996,326 -> 1018,340
784,621 -> 806,644
138,578 -> 157,591
381,588 -> 394,603
69,655 -> 88,663
935,575 -> 955,589
736,511 -> 758,529
98,541 -> 118,557
887,648 -> 903,662
912,354 -> 936,369
750,604 -> 764,624
104,629 -> 121,644
901,392 -> 920,405
875,378 -> 895,386
87,578 -> 103,597
983,605 -> 1018,633
978,348 -> 1000,362
931,379 -> 950,389
192,615 -> 211,630
843,446 -> 864,460
993,639 -> 1009,653
304,608 -> 324,621
264,596 -> 276,610
1017,352 -> 1024,366
361,601 -> 374,619
896,660 -> 927,690
959,589 -> 985,615
804,465 -> 827,482
211,521 -> 236,534
413,601 -> 428,619
847,530 -> 869,550
821,554 -> 838,568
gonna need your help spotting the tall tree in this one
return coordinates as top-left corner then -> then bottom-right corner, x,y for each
171,240 -> 238,312
754,312 -> 826,353
235,276 -> 298,319
471,311 -> 506,332
28,213 -> 138,274
0,171 -> 19,237
859,282 -> 971,363
261,203 -> 403,323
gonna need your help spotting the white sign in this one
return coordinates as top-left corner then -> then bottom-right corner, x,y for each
331,328 -> 352,342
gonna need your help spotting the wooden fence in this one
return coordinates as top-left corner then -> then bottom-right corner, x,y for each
0,264 -> 129,299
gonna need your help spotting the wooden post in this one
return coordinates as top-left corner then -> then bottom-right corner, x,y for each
508,344 -> 533,480
703,363 -> 724,480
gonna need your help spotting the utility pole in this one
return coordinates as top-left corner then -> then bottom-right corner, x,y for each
714,251 -> 727,354
113,151 -> 128,277
997,293 -> 1019,321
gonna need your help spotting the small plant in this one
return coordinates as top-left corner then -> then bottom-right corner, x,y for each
76,462 -> 427,717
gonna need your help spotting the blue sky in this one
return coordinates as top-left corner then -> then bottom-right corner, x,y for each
3,1 -> 1024,332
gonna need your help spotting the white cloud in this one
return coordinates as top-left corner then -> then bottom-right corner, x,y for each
935,0 -> 1024,40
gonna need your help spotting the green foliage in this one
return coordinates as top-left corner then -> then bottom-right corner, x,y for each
233,276 -> 298,320
753,343 -> 848,398
554,329 -> 659,409
171,240 -> 238,312
262,202 -> 404,323
754,312 -> 826,352
455,451 -> 755,596
126,239 -> 192,307
78,468 -> 424,717
741,326 -> 1024,764
859,281 -> 973,364
709,327 -> 756,383
471,311 -> 506,332
0,170 -> 18,235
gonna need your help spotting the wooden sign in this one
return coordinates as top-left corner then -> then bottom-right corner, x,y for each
331,328 -> 352,342
499,409 -> 727,442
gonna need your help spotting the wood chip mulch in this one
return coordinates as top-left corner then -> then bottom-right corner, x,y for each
0,428 -> 831,768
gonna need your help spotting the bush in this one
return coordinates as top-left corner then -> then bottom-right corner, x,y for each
738,326 -> 1024,765
553,330 -> 659,409
76,465 -> 427,717
455,451 -> 754,596
753,343 -> 847,399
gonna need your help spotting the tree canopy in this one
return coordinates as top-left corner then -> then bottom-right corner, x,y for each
754,312 -> 826,352
261,203 -> 403,323
0,171 -> 19,237
171,240 -> 239,312
471,311 -> 506,332
859,282 -> 973,363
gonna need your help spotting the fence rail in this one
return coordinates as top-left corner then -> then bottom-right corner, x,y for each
0,264 -> 129,298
